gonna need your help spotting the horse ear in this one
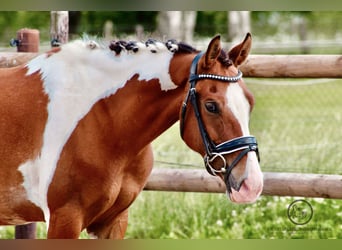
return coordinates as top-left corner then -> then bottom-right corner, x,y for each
204,34 -> 221,68
228,33 -> 252,67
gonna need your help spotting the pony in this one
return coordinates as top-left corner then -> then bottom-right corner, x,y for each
0,33 -> 263,238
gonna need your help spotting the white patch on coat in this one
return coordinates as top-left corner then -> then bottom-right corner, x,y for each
226,83 -> 250,136
18,39 -> 177,226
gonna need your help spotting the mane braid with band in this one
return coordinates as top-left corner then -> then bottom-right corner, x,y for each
108,38 -> 233,67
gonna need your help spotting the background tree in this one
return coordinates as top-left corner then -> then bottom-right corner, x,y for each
156,11 -> 197,42
228,11 -> 251,43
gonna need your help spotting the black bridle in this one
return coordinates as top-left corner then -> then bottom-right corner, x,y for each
180,52 -> 260,193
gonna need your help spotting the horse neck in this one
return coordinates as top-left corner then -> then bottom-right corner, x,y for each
92,53 -> 193,154
100,78 -> 184,152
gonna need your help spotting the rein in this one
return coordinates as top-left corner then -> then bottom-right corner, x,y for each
180,52 -> 260,193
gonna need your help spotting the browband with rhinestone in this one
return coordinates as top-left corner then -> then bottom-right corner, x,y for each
189,70 -> 243,83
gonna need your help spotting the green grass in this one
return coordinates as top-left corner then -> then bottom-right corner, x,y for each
248,78 -> 342,174
1,78 -> 342,239
126,194 -> 342,239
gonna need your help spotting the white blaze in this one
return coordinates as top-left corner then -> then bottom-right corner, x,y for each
18,39 -> 177,225
226,82 -> 263,203
226,83 -> 250,136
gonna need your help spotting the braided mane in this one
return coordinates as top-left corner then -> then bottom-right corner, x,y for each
108,38 -> 232,67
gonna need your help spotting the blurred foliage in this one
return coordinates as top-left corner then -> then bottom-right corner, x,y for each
0,11 -> 342,44
195,11 -> 228,38
75,11 -> 158,36
0,11 -> 50,42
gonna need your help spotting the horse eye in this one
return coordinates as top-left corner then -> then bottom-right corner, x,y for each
205,101 -> 220,114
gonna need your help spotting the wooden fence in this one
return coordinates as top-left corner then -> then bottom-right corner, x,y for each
145,169 -> 342,199
2,53 -> 342,78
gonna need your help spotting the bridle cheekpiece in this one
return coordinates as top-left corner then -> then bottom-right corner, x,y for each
180,52 -> 260,193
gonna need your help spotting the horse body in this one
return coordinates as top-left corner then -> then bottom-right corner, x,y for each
0,35 -> 262,238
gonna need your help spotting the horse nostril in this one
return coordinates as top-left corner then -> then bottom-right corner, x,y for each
226,164 -> 250,192
227,174 -> 245,192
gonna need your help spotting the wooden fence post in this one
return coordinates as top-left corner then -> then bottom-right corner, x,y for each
12,28 -> 40,53
50,11 -> 69,46
12,28 -> 40,239
15,223 -> 37,239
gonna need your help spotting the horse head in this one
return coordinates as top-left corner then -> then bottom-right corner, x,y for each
179,34 -> 263,203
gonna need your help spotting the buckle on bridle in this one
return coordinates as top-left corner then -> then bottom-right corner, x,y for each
205,153 -> 228,175
203,136 -> 260,177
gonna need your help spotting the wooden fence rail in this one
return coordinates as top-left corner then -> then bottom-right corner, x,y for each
240,54 -> 342,78
1,53 -> 342,78
0,52 -> 37,68
145,169 -> 342,199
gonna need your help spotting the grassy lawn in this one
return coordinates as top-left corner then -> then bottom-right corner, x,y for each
126,193 -> 342,239
248,78 -> 342,175
1,78 -> 341,239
